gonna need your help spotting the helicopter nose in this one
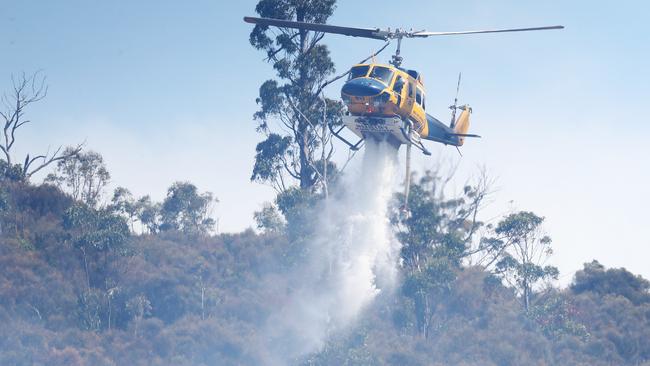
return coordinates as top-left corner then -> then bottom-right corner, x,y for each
341,77 -> 384,97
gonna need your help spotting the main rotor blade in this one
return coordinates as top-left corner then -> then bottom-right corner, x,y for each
411,25 -> 564,37
244,16 -> 388,40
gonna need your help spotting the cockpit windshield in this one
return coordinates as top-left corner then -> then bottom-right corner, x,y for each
348,65 -> 370,80
369,66 -> 394,85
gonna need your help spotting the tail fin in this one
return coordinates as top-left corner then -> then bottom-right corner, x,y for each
454,106 -> 472,146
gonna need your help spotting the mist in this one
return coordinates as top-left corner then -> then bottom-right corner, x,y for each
262,141 -> 402,365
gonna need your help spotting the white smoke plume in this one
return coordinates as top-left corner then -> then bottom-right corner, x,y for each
263,141 -> 402,365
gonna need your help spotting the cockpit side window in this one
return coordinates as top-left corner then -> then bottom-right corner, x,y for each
348,65 -> 370,80
369,66 -> 394,85
393,76 -> 405,93
416,88 -> 422,105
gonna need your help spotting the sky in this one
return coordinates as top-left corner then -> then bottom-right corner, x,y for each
2,0 -> 649,283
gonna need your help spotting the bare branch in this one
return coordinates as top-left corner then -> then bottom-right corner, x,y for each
0,72 -> 83,180
25,143 -> 84,179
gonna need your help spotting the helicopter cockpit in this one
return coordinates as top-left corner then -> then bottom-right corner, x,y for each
348,65 -> 370,80
368,66 -> 394,85
348,65 -> 395,86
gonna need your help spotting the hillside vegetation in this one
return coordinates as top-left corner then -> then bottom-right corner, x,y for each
1,165 -> 649,365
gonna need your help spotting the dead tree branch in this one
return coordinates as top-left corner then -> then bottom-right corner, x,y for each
0,72 -> 83,179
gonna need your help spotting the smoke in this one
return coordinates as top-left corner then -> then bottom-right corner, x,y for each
263,141 -> 402,365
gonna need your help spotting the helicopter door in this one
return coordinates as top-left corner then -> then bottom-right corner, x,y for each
405,80 -> 416,113
393,76 -> 406,108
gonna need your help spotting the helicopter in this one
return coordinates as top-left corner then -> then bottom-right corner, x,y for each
244,16 -> 563,154
244,16 -> 563,212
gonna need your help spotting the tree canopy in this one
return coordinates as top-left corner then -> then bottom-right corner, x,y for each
249,0 -> 343,192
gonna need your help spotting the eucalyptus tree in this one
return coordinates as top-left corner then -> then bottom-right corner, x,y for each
45,149 -> 110,207
492,211 -> 559,311
248,0 -> 343,192
160,182 -> 216,235
393,169 -> 492,337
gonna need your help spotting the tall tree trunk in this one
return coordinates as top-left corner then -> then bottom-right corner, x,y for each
524,282 -> 530,312
296,8 -> 314,190
108,297 -> 112,331
82,247 -> 90,290
298,119 -> 312,189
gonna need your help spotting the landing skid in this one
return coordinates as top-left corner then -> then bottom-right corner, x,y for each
334,115 -> 432,156
329,123 -> 364,151
400,125 -> 432,156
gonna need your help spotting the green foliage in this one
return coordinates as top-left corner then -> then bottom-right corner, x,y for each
275,186 -> 319,243
110,187 -> 137,220
109,187 -> 163,234
249,0 -> 342,190
45,149 -> 110,207
254,202 -> 285,233
401,257 -> 457,338
136,195 -> 161,233
490,211 -> 559,311
0,181 -> 73,244
160,182 -> 216,235
0,184 -> 8,215
64,204 -> 130,255
0,160 -> 25,182
394,170 -> 487,271
2,169 -> 650,365
126,293 -> 152,336
529,293 -> 589,340
63,203 -> 130,291
571,260 -> 650,304
77,288 -> 104,331
251,133 -> 293,191
392,170 -> 490,337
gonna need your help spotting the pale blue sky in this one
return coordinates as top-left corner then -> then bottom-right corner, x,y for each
2,0 -> 649,282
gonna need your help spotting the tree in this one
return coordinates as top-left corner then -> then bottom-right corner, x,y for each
392,169 -> 492,337
254,202 -> 285,233
135,195 -> 161,234
394,169 -> 493,272
571,260 -> 650,305
63,204 -> 130,290
77,288 -> 104,331
491,211 -> 559,311
126,294 -> 151,337
248,0 -> 343,192
401,256 -> 457,338
0,72 -> 82,180
106,285 -> 120,331
275,185 -> 319,242
0,159 -> 26,182
109,187 -> 139,231
46,149 -> 110,207
529,292 -> 588,340
251,133 -> 293,193
0,184 -> 7,234
160,182 -> 216,235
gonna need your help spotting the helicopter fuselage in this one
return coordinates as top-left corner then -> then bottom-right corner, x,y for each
340,63 -> 471,148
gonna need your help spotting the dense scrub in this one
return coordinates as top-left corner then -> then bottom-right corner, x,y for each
1,179 -> 649,365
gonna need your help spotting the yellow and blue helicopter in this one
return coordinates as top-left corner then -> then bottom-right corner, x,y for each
337,62 -> 472,156
244,16 -> 563,213
244,16 -> 563,156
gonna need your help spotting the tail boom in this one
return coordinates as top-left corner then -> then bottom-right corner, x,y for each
422,106 -> 476,146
